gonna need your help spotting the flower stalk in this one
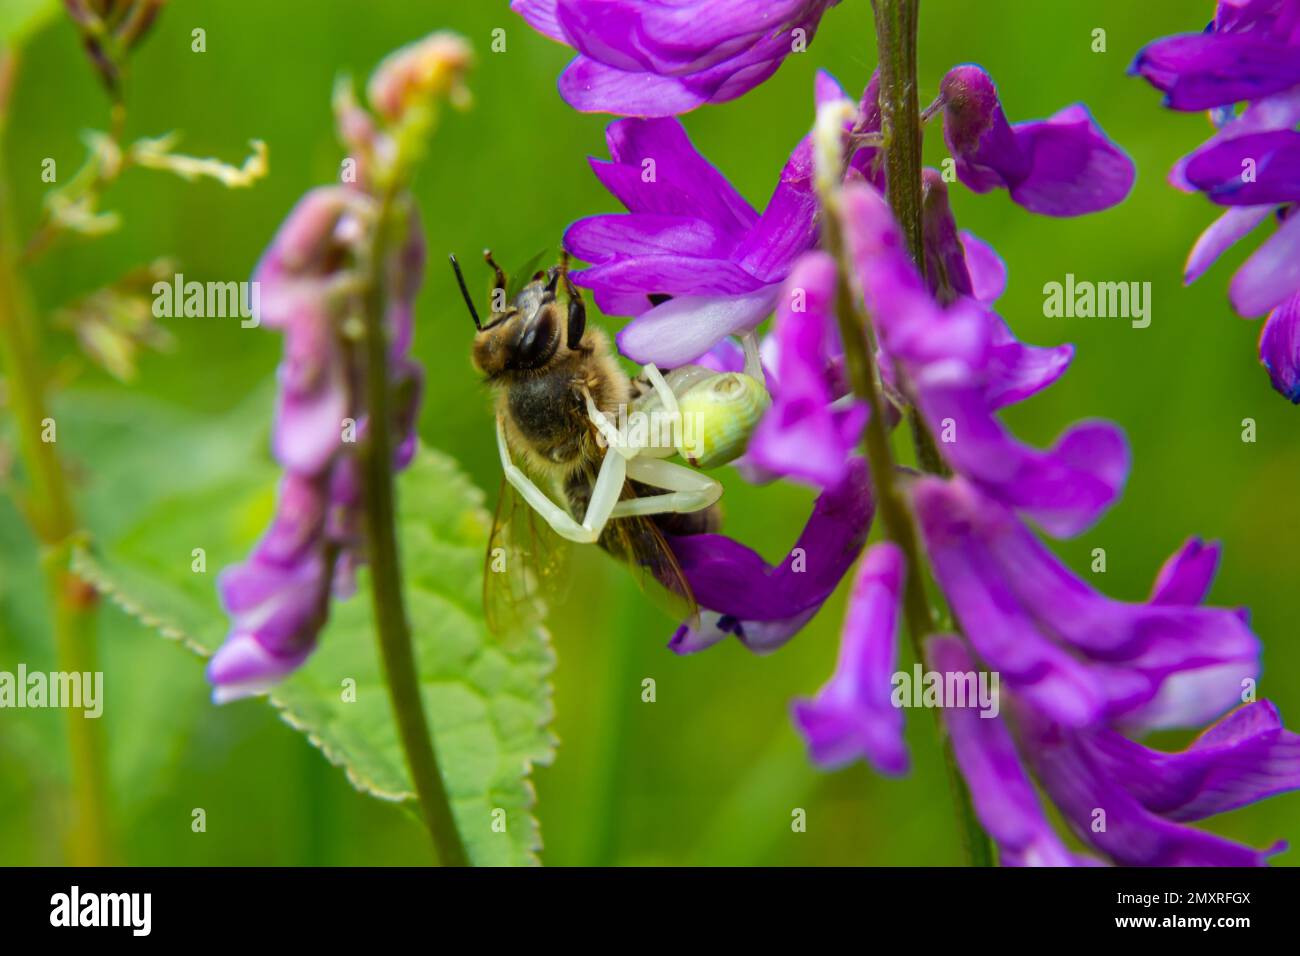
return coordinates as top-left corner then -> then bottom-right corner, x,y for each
358,184 -> 468,867
872,0 -> 949,478
813,0 -> 994,865
0,87 -> 112,865
820,191 -> 991,867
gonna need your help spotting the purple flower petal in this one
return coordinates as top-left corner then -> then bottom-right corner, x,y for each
749,252 -> 866,489
1019,707 -> 1282,866
1130,33 -> 1300,111
207,632 -> 314,704
218,551 -> 328,655
574,254 -> 765,304
1230,205 -> 1300,316
1171,86 -> 1300,192
1260,290 -> 1300,401
253,473 -> 328,568
668,458 -> 873,653
1087,700 -> 1300,823
252,188 -> 369,330
592,117 -> 758,236
914,477 -> 1261,730
616,286 -> 776,366
558,55 -> 718,116
983,311 -> 1074,409
564,214 -> 736,264
1185,205 -> 1273,284
941,66 -> 1133,216
843,183 -> 1121,535
528,0 -> 840,115
731,139 -> 818,284
929,635 -> 1098,866
920,171 -> 976,303
553,0 -> 818,76
1149,537 -> 1222,606
510,0 -> 563,41
273,335 -> 348,475
960,231 -> 1007,303
1006,104 -> 1136,216
1182,129 -> 1300,206
792,542 -> 907,774
917,389 -> 1128,538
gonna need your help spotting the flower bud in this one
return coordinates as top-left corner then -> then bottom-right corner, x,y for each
367,31 -> 473,123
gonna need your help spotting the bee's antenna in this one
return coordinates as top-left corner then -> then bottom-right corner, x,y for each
449,254 -> 483,331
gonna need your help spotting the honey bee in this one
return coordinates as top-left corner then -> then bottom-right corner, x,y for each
452,249 -> 770,629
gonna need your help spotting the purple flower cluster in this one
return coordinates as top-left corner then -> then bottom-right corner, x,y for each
208,189 -> 426,703
566,72 -> 872,367
789,162 -> 1299,866
525,0 -> 1300,863
563,64 -> 1132,658
527,0 -> 1300,863
512,0 -> 840,116
1133,0 -> 1300,401
205,35 -> 461,701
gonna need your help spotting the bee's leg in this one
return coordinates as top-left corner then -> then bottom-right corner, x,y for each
610,457 -> 722,518
739,331 -> 766,388
496,417 -> 626,544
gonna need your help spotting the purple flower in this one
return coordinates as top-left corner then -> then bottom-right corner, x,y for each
1134,4 -> 1300,401
208,184 -> 427,702
1013,702 -> 1291,867
932,635 -> 1299,866
746,251 -> 867,489
791,542 -> 908,775
929,635 -> 1100,866
842,181 -> 1128,537
565,71 -> 874,367
1131,2 -> 1300,111
667,457 -> 872,655
914,477 -> 1258,732
512,0 -> 840,116
801,477 -> 1296,865
939,64 -> 1135,217
1260,290 -> 1300,400
917,491 -> 1299,866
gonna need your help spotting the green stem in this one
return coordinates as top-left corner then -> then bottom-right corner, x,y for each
359,189 -> 468,867
0,93 -> 112,865
856,0 -> 994,867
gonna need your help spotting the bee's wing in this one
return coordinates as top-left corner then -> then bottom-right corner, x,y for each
483,476 -> 572,635
506,248 -> 551,301
600,487 -> 700,629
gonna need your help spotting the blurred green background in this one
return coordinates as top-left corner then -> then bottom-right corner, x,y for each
1,0 -> 1297,865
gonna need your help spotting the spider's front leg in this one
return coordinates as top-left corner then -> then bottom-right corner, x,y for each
496,416 -> 625,544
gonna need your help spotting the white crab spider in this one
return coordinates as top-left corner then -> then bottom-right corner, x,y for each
496,334 -> 769,545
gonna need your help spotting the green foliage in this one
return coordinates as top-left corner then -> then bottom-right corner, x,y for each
69,393 -> 555,866
0,0 -> 58,48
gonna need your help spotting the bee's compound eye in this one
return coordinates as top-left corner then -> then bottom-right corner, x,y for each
509,313 -> 557,370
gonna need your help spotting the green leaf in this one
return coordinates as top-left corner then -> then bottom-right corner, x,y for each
0,0 -> 59,49
73,409 -> 556,866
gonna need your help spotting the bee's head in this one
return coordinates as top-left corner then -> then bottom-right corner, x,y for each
453,252 -> 585,380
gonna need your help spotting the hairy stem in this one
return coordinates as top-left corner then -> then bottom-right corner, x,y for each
0,108 -> 112,865
864,0 -> 994,866
359,190 -> 468,867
